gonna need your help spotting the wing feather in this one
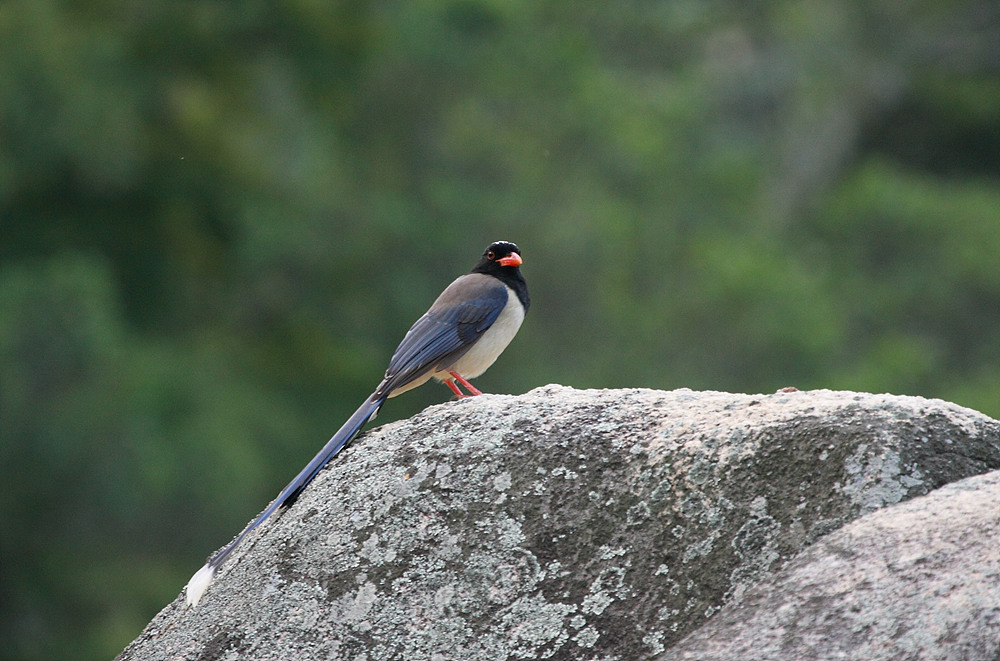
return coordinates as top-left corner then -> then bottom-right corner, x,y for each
377,275 -> 508,396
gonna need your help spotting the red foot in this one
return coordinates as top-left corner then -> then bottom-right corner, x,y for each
449,372 -> 482,396
444,379 -> 468,399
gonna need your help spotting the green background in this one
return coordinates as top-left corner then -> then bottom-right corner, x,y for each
2,1 -> 999,659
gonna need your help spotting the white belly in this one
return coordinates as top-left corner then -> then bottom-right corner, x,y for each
444,290 -> 526,379
384,287 -> 526,398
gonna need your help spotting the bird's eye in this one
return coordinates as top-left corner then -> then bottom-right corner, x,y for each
486,250 -> 496,260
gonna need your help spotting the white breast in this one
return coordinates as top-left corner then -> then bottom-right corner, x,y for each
444,286 -> 525,380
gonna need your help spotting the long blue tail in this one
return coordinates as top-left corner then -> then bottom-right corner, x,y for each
186,394 -> 384,605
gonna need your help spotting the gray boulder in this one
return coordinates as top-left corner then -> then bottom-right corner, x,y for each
663,468 -> 1000,661
117,385 -> 1000,661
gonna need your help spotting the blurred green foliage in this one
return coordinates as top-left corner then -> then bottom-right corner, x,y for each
1,1 -> 999,659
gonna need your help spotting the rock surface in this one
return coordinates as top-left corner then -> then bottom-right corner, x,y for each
662,468 -> 1000,661
117,386 -> 1000,661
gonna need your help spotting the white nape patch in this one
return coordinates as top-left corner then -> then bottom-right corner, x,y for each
185,563 -> 216,607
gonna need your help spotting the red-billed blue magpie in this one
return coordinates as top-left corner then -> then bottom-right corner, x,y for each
185,241 -> 529,606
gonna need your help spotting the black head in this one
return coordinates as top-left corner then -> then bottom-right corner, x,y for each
470,241 -> 529,310
472,241 -> 522,272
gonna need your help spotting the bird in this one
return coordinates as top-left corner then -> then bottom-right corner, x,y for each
185,240 -> 529,606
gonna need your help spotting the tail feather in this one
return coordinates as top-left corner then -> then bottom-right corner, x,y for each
185,395 -> 384,607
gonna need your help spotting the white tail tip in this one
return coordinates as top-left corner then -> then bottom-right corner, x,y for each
185,563 -> 216,607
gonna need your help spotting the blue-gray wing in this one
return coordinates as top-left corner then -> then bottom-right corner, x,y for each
377,274 -> 508,396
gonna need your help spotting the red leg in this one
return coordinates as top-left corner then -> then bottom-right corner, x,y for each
449,372 -> 482,396
444,378 -> 468,399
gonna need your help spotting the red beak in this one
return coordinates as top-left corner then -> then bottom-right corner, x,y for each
498,253 -> 522,267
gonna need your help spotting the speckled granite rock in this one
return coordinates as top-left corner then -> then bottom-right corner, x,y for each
662,468 -> 1000,661
116,386 -> 1000,661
